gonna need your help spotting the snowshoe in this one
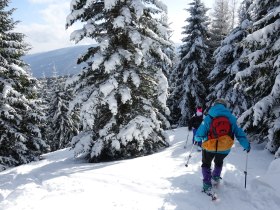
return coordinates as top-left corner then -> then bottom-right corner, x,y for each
202,183 -> 217,200
202,188 -> 217,200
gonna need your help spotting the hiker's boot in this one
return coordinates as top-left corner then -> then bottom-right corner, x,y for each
212,176 -> 222,186
212,166 -> 222,186
202,182 -> 214,194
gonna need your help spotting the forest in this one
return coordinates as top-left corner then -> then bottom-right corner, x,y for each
0,0 -> 279,171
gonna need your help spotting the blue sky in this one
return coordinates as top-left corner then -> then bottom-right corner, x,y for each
10,0 -> 216,54
10,0 -> 45,24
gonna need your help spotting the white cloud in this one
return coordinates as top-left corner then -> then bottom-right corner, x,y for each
28,0 -> 60,3
18,23 -> 73,54
39,2 -> 69,24
17,1 -> 83,54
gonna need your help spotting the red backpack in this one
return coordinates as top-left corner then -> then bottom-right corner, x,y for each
208,116 -> 232,139
203,116 -> 234,152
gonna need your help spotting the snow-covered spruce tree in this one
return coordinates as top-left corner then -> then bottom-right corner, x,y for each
206,0 -> 253,116
209,0 -> 232,49
46,76 -> 79,151
207,0 -> 232,71
146,13 -> 174,130
167,59 -> 180,126
37,66 -> 59,145
235,0 -> 280,157
168,0 -> 209,126
0,0 -> 47,171
228,0 -> 239,30
66,0 -> 171,162
36,77 -> 50,147
166,47 -> 180,126
154,14 -> 175,79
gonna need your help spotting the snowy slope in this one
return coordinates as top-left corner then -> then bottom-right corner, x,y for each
22,44 -> 181,79
0,127 -> 279,210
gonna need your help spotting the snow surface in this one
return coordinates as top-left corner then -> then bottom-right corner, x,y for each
0,127 -> 279,210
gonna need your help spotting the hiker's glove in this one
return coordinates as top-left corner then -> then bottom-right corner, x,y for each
244,143 -> 250,153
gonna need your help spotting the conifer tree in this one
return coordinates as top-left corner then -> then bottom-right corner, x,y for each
169,0 -> 209,126
207,0 -> 232,72
66,0 -> 171,162
38,66 -> 59,144
47,76 -> 79,151
0,0 -> 47,170
229,0 -> 239,30
207,0 -> 253,116
209,0 -> 232,51
235,0 -> 280,158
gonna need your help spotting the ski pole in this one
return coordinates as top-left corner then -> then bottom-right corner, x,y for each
185,143 -> 195,167
244,152 -> 248,189
184,132 -> 190,149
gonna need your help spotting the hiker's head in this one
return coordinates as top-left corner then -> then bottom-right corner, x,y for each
196,107 -> 203,116
214,98 -> 229,108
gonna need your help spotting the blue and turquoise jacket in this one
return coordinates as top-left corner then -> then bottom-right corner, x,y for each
194,103 -> 250,154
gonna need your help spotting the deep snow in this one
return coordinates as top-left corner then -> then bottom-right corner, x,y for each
0,127 -> 279,210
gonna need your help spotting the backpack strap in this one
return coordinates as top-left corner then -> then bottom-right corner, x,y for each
208,114 -> 219,139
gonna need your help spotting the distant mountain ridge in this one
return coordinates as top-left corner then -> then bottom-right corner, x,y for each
23,43 -> 181,78
23,45 -> 92,78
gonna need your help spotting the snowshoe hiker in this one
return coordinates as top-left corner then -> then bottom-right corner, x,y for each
194,98 -> 250,193
188,107 -> 204,151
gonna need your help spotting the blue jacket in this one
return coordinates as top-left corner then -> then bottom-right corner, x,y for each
194,104 -> 250,154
